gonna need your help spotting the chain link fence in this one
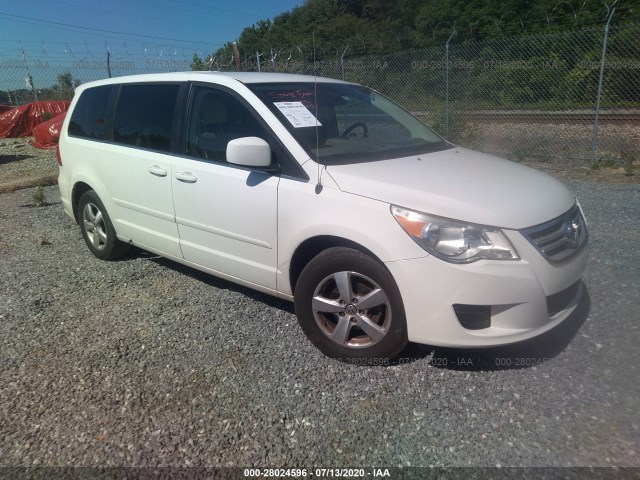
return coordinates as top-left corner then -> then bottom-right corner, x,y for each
2,23 -> 639,166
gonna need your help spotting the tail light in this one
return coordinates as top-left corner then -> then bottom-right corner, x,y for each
56,145 -> 62,166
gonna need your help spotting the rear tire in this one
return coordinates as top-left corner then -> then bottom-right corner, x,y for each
294,247 -> 408,364
78,190 -> 129,260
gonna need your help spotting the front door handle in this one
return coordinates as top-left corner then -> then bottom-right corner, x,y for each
148,165 -> 167,177
175,171 -> 197,183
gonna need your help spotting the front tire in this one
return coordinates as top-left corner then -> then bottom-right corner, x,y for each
78,190 -> 129,260
294,247 -> 408,363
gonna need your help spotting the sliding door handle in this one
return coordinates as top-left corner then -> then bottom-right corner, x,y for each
148,165 -> 167,177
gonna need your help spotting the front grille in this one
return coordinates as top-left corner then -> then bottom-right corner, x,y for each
522,205 -> 588,265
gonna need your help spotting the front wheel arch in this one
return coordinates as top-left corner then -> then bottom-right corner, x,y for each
289,236 -> 385,296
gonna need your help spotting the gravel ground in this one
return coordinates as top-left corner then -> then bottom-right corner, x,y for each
0,181 -> 638,471
0,138 -> 57,194
463,121 -> 640,166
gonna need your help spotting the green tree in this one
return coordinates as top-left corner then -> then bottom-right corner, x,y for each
190,53 -> 206,71
52,72 -> 80,100
216,0 -> 640,62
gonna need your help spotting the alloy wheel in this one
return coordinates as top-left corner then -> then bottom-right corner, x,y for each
312,271 -> 392,348
82,202 -> 108,251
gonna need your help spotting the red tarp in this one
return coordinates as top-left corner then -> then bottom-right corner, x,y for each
31,112 -> 66,149
0,101 -> 70,139
0,105 -> 11,115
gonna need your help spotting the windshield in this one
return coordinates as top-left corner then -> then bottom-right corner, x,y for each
248,82 -> 451,164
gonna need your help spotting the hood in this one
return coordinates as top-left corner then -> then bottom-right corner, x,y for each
326,147 -> 575,230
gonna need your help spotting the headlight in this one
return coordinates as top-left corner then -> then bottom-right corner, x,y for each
576,198 -> 588,226
391,206 -> 519,263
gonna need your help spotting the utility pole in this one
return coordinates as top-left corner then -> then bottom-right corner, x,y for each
232,42 -> 241,71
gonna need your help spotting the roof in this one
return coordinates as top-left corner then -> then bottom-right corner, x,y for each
191,71 -> 351,84
74,71 -> 351,92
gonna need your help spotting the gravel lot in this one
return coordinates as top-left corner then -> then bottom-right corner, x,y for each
0,138 -> 58,194
0,180 -> 638,471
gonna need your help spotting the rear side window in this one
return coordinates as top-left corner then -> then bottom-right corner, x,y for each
68,85 -> 112,140
113,84 -> 180,153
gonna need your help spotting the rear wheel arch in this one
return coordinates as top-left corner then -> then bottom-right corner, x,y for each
71,181 -> 94,223
77,189 -> 129,260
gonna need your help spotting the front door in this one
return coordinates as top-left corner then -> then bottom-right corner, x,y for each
171,85 -> 279,289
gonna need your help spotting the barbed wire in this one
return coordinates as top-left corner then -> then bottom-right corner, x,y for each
0,1 -> 633,88
0,0 -> 626,66
231,1 -> 626,66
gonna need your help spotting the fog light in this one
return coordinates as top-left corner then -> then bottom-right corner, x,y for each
453,304 -> 491,330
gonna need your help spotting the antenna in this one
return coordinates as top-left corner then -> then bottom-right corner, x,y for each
313,31 -> 323,194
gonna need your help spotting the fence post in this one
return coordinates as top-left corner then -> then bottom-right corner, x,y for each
20,47 -> 38,103
445,30 -> 456,138
340,46 -> 349,81
590,8 -> 615,164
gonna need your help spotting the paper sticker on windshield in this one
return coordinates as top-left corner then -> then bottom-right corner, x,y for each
273,101 -> 322,128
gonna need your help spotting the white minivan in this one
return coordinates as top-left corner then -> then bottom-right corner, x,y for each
58,72 -> 588,362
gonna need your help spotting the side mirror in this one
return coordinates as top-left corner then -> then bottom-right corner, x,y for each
226,137 -> 272,168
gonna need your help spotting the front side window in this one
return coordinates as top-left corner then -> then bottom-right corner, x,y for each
186,86 -> 269,162
248,82 -> 450,164
113,84 -> 180,153
68,85 -> 112,140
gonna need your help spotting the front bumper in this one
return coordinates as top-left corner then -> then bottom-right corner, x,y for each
385,229 -> 588,347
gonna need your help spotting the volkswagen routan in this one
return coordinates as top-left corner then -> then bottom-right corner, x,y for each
58,72 -> 588,362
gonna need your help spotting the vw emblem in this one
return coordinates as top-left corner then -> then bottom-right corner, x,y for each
345,304 -> 358,315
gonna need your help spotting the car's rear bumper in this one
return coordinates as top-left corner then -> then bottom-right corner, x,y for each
58,171 -> 75,221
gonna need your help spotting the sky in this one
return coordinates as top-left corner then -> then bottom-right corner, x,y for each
0,0 -> 304,90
